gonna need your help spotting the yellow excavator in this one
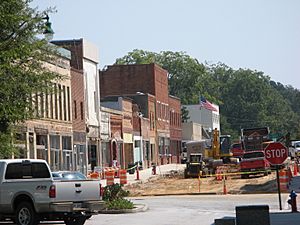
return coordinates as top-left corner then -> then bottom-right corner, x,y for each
183,128 -> 235,178
206,128 -> 233,161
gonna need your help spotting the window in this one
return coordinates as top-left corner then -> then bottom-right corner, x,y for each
40,92 -> 44,118
35,92 -> 39,117
50,83 -> 54,119
5,162 -> 50,179
54,84 -> 58,119
58,84 -> 62,120
63,85 -> 67,121
80,102 -> 84,120
67,87 -> 71,121
135,140 -> 140,148
74,100 -> 77,119
45,88 -> 49,118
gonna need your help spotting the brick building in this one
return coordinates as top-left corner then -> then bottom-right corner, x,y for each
15,47 -> 73,171
169,95 -> 182,163
71,67 -> 87,173
100,63 -> 180,165
52,39 -> 101,171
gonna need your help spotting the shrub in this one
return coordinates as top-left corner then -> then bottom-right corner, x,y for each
106,198 -> 134,210
103,183 -> 130,202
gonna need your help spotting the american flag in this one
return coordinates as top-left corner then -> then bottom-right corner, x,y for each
200,96 -> 217,111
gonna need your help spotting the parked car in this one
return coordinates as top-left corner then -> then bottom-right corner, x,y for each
0,159 -> 104,225
52,171 -> 87,180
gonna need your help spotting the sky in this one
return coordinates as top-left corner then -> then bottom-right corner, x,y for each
32,0 -> 300,89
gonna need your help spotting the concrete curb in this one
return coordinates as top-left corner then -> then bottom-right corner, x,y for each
98,204 -> 148,214
137,192 -> 218,196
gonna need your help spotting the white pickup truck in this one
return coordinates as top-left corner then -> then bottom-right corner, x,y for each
0,159 -> 104,225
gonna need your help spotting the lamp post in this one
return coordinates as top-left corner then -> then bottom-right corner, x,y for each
43,15 -> 54,41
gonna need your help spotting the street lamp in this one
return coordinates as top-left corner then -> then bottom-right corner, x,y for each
43,15 -> 54,41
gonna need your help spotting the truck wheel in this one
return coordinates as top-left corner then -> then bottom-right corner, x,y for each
15,202 -> 39,225
64,216 -> 86,225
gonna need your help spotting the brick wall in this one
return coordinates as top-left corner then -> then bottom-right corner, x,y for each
52,40 -> 83,70
71,68 -> 85,132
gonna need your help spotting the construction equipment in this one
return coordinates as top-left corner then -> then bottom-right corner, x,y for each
241,127 -> 270,152
183,140 -> 208,178
184,153 -> 205,178
206,128 -> 233,162
183,129 -> 236,178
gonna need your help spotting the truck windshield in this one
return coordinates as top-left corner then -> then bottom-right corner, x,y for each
243,152 -> 264,159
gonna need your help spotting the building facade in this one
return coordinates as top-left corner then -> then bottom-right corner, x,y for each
169,95 -> 182,163
100,63 -> 180,165
15,47 -> 74,171
183,103 -> 220,138
52,39 -> 101,171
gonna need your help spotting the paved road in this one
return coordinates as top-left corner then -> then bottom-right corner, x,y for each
85,194 -> 300,225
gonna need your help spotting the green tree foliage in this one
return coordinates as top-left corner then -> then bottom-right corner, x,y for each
0,0 -> 63,156
181,106 -> 190,123
115,50 -> 300,139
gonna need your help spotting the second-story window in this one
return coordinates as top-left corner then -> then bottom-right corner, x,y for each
80,102 -> 84,120
74,100 -> 77,119
58,84 -> 62,120
63,85 -> 67,121
67,87 -> 71,121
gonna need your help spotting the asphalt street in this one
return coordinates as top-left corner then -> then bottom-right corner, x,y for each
85,194 -> 300,225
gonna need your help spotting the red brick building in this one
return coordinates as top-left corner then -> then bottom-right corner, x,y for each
100,63 -> 180,165
71,67 -> 87,173
169,95 -> 182,163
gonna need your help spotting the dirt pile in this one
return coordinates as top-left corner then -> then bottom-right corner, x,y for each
124,171 -> 278,196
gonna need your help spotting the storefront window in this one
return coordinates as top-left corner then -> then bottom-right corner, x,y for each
50,135 -> 60,171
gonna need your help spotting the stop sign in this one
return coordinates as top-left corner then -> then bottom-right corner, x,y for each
264,142 -> 288,165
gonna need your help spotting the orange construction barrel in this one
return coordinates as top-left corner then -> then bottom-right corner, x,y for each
105,171 -> 115,186
279,170 -> 288,192
119,169 -> 127,185
90,172 -> 99,179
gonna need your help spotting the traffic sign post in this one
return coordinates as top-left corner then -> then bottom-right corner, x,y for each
264,142 -> 288,210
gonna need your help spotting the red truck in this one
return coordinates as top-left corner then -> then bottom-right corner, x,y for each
240,151 -> 271,178
239,127 -> 272,178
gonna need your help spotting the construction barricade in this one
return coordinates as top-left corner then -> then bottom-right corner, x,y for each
279,169 -> 289,192
119,169 -> 127,185
216,166 -> 224,181
89,171 -> 99,179
105,170 -> 115,186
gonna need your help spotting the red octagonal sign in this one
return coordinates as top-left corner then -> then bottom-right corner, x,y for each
264,142 -> 288,165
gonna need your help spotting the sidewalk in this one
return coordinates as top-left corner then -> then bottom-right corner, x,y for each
289,174 -> 300,193
99,163 -> 186,187
126,163 -> 186,185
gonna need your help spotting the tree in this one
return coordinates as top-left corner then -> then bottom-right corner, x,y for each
0,0 -> 62,157
116,50 -> 300,139
181,106 -> 190,123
